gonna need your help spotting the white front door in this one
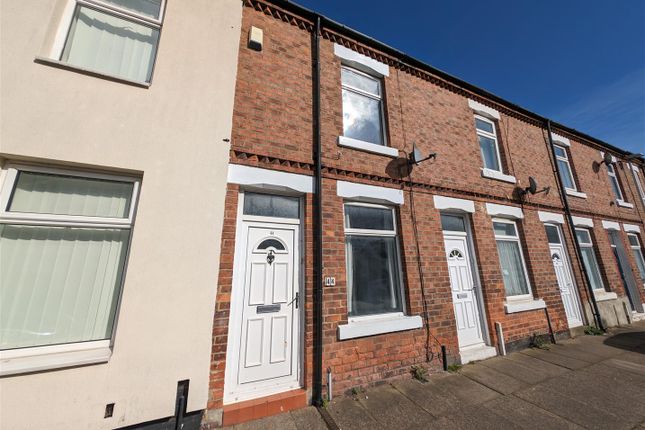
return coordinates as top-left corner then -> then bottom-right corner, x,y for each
226,221 -> 301,403
444,235 -> 484,348
546,224 -> 583,328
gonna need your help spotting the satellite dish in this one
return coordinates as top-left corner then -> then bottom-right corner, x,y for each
408,144 -> 437,165
528,177 -> 538,194
602,152 -> 614,166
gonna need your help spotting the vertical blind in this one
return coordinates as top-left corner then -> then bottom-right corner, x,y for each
496,240 -> 529,296
1,225 -> 129,349
10,172 -> 133,218
61,5 -> 160,83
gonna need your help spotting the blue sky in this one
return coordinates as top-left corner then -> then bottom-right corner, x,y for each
295,0 -> 645,154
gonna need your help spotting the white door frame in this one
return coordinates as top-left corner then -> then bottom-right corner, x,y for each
546,223 -> 584,328
223,190 -> 304,404
441,212 -> 492,347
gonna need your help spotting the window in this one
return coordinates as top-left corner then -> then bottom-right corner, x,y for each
606,163 -> 624,201
341,66 -> 386,146
545,224 -> 561,244
632,166 -> 645,206
554,145 -> 577,191
627,233 -> 645,282
575,228 -> 606,291
0,165 -> 139,351
243,193 -> 299,219
344,203 -> 403,317
58,0 -> 165,83
475,115 -> 502,172
493,219 -> 532,299
440,214 -> 466,232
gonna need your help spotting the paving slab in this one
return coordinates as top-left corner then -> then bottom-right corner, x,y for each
327,396 -> 382,430
504,350 -> 570,378
426,372 -> 500,406
225,410 -> 299,430
458,362 -> 526,394
290,407 -> 330,430
478,355 -> 556,384
431,403 -> 522,430
482,395 -> 583,430
520,347 -> 592,370
534,367 -> 645,426
391,378 -> 462,418
546,343 -> 606,363
356,384 -> 435,430
554,337 -> 625,358
515,384 -> 634,430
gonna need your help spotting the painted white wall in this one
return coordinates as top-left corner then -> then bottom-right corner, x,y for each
0,0 -> 242,428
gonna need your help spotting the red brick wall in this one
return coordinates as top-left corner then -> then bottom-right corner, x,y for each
207,0 -> 645,413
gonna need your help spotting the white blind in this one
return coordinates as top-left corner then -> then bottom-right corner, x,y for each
0,225 -> 129,349
9,172 -> 133,218
496,240 -> 529,296
61,5 -> 160,83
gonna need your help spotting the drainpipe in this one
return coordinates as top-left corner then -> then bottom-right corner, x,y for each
312,15 -> 324,407
546,120 -> 604,331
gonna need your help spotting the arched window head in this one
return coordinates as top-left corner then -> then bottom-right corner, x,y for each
256,238 -> 285,251
449,249 -> 463,259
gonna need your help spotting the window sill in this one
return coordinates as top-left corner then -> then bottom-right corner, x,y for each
338,136 -> 399,158
0,340 -> 111,376
593,290 -> 618,302
481,168 -> 517,184
34,56 -> 151,88
616,200 -> 634,209
504,299 -> 546,314
566,189 -> 588,199
337,314 -> 422,340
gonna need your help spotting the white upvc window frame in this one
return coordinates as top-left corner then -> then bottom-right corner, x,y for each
339,65 -> 390,152
575,227 -> 607,293
492,218 -> 533,302
631,165 -> 645,207
554,144 -> 578,192
474,114 -> 503,172
343,202 -> 406,321
0,163 -> 140,375
47,0 -> 167,85
627,232 -> 645,285
606,163 -> 625,202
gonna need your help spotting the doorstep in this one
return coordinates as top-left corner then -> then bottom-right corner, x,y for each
221,389 -> 307,426
459,344 -> 498,364
632,311 -> 645,323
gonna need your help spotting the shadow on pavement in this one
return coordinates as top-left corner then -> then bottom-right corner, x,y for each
603,331 -> 645,353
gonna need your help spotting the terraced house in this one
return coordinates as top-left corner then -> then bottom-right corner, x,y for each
207,0 -> 645,426
0,0 -> 241,428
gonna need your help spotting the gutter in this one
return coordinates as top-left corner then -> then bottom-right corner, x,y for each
268,0 -> 636,158
546,120 -> 605,331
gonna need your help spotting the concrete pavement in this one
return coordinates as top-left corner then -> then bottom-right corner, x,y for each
224,321 -> 645,429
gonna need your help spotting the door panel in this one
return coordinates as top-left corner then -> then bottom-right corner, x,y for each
239,226 -> 296,385
444,235 -> 484,348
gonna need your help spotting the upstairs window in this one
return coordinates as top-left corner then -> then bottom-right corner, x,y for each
493,219 -> 532,299
59,0 -> 165,83
0,165 -> 140,351
632,166 -> 645,206
344,203 -> 403,317
606,163 -> 625,202
627,233 -> 645,282
554,145 -> 577,191
475,115 -> 502,172
575,228 -> 606,291
341,66 -> 386,146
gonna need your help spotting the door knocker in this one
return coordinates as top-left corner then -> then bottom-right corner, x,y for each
267,250 -> 275,265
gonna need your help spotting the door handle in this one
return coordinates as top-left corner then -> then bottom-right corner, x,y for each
289,292 -> 299,309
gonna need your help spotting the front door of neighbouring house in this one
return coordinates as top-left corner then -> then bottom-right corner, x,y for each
442,219 -> 484,349
546,224 -> 583,328
225,192 -> 302,404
